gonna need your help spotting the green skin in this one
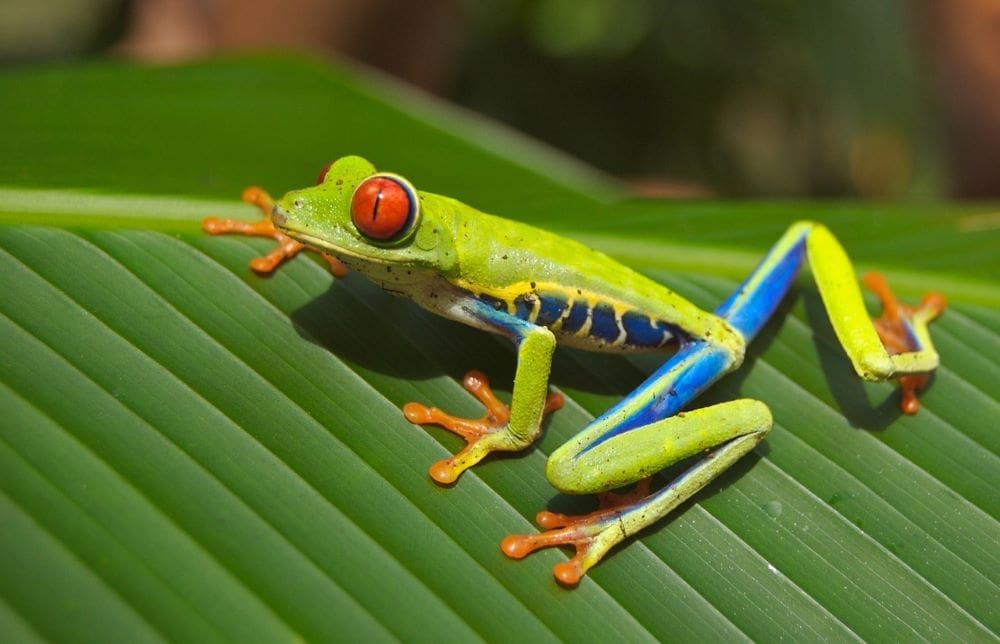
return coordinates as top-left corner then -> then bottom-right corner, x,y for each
260,155 -> 942,584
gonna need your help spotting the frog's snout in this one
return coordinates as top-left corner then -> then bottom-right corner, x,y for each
271,205 -> 287,227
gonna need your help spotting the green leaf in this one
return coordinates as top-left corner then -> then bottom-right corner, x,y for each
1,56 -> 997,642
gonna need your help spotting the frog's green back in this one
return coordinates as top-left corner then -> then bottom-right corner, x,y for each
433,196 -> 731,347
273,154 -> 733,350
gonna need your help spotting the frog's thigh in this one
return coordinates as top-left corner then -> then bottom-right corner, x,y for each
547,399 -> 772,494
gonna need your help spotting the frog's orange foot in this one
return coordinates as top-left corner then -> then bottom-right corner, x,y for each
403,370 -> 564,484
202,186 -> 348,277
501,479 -> 652,586
501,524 -> 597,587
863,272 -> 946,414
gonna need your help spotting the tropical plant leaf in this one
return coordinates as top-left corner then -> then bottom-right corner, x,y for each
0,56 -> 996,642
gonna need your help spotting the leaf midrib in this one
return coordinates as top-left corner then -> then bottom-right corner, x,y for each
2,188 -> 997,309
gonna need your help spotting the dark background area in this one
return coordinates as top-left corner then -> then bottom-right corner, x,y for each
3,0 -> 999,199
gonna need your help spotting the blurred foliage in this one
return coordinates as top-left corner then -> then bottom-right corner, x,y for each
0,0 -> 125,61
455,0 -> 943,197
0,0 -> 952,197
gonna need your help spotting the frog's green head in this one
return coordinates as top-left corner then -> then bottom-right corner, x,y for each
271,155 -> 457,274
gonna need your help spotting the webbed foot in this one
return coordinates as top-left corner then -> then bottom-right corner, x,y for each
501,479 -> 653,586
403,371 -> 564,484
203,187 -> 348,276
863,272 -> 946,414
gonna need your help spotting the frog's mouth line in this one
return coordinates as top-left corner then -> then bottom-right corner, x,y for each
272,204 -> 414,268
281,227 -> 350,256
273,219 -> 393,268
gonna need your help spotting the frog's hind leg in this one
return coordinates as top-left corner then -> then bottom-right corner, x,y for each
503,221 -> 946,584
502,340 -> 772,585
502,227 -> 812,585
505,396 -> 771,585
495,221 -> 802,582
716,221 -> 945,412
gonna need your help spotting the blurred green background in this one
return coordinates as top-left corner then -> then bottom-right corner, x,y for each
3,0 -> 1000,199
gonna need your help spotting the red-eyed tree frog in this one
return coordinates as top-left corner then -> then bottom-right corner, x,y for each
203,156 -> 945,586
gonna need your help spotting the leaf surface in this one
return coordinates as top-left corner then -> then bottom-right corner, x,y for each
0,57 -> 996,642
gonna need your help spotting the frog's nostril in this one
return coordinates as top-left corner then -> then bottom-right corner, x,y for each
293,199 -> 303,208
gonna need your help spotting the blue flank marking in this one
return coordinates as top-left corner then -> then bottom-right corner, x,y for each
581,342 -> 733,453
623,311 -> 671,348
589,304 -> 619,343
715,236 -> 806,340
536,294 -> 567,326
513,294 -> 533,320
561,300 -> 590,333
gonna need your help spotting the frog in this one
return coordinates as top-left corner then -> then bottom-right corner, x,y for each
203,155 -> 945,586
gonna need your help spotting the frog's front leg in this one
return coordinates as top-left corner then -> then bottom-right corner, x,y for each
203,187 -> 348,276
404,299 -> 564,484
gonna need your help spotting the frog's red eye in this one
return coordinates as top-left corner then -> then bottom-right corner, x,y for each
316,161 -> 333,185
350,174 -> 419,242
